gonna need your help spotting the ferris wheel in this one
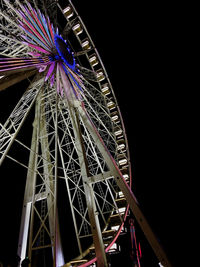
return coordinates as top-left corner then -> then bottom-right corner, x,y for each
0,1 -> 172,267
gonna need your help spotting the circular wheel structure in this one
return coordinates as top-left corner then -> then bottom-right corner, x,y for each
0,1 -> 132,266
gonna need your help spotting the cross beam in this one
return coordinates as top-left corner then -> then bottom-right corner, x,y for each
0,69 -> 36,91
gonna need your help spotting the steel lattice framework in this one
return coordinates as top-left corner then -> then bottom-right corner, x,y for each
0,1 -> 172,267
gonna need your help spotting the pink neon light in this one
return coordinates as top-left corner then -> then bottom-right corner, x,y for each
38,9 -> 52,44
29,13 -> 52,48
50,74 -> 54,87
32,8 -> 53,46
22,21 -> 51,50
21,34 -> 37,46
23,42 -> 50,54
38,65 -> 47,73
33,8 -> 54,47
59,64 -> 72,99
47,17 -> 55,45
139,242 -> 142,258
56,63 -> 60,94
133,225 -> 141,267
0,58 -> 46,65
0,63 -> 44,72
19,10 -> 51,50
28,52 -> 42,57
56,64 -> 64,96
45,62 -> 55,82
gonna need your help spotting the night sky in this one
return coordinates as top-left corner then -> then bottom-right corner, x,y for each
0,1 -> 187,266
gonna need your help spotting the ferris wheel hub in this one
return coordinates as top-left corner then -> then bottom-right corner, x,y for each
54,34 -> 76,70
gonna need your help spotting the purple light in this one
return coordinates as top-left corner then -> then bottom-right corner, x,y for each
54,34 -> 76,71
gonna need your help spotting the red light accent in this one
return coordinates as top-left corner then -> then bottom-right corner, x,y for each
139,242 -> 142,258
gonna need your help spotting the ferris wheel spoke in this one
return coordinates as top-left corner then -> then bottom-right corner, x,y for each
0,35 -> 29,58
31,203 -> 53,246
80,103 -> 116,153
81,78 -> 110,117
57,108 -> 83,172
3,0 -> 21,19
80,119 -> 105,174
80,80 -> 118,155
83,107 -> 116,157
0,9 -> 21,33
57,102 -> 94,242
0,75 -> 44,166
77,207 -> 91,234
82,94 -> 115,142
0,2 -> 28,58
71,184 -> 85,206
78,65 -> 98,82
57,142 -> 83,256
93,188 -> 115,213
104,178 -> 124,216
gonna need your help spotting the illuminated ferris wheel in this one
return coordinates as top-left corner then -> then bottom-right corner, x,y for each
0,1 -> 172,267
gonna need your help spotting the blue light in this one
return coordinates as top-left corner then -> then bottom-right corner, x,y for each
54,34 -> 76,71
55,55 -> 60,60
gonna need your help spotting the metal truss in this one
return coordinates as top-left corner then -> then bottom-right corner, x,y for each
0,1 -> 172,267
12,79 -> 128,266
0,74 -> 44,165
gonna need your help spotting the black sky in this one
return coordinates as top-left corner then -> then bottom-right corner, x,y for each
0,1 -> 188,266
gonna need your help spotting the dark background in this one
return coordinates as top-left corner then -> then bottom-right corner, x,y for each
0,1 -> 189,266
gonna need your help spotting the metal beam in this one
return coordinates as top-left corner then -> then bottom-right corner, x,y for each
88,171 -> 113,184
0,69 -> 36,91
0,75 -> 44,166
68,103 -> 108,267
17,96 -> 40,266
